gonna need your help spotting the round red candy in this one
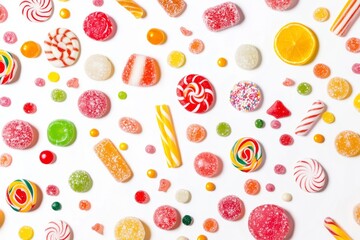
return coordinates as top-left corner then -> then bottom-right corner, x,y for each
135,190 -> 150,204
265,0 -> 293,11
78,90 -> 110,118
274,164 -> 286,174
2,120 -> 36,149
218,195 -> 244,221
153,205 -> 179,230
46,185 -> 60,196
39,150 -> 56,164
248,204 -> 292,240
194,152 -> 221,177
83,11 -> 114,41
279,134 -> 294,146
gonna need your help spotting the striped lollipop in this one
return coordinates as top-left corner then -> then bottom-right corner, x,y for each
20,0 -> 53,22
6,179 -> 38,212
0,50 -> 18,85
230,137 -> 263,172
294,158 -> 327,193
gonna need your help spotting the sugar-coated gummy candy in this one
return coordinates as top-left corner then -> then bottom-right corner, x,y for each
322,111 -> 335,124
313,63 -> 331,79
279,134 -> 293,146
189,39 -> 204,54
68,170 -> 93,193
335,130 -> 360,157
354,93 -> 360,111
83,12 -> 114,41
0,153 -> 12,167
157,0 -> 186,17
274,164 -> 286,174
66,78 -> 79,88
248,204 -> 292,240
297,82 -> 312,95
167,51 -> 186,68
48,72 -> 60,82
119,117 -> 142,134
353,203 -> 360,225
218,195 -> 244,221
194,152 -> 221,177
23,102 -> 37,114
282,193 -> 293,202
283,78 -> 295,86
45,220 -> 73,240
313,7 -> 330,22
346,37 -> 360,53
266,100 -> 291,119
20,41 -> 41,58
0,97 -> 11,107
216,122 -> 231,137
85,54 -> 113,81
327,77 -> 352,100
159,179 -> 171,192
203,218 -> 218,233
230,81 -> 262,112
175,189 -> 191,203
46,185 -> 59,196
51,89 -> 67,102
47,119 -> 77,147
2,120 -> 36,149
118,91 -> 127,99
135,190 -> 150,204
78,90 -> 110,118
18,225 -> 34,240
79,200 -> 91,210
92,223 -> 104,235
3,31 -> 17,44
180,26 -> 192,36
352,63 -> 360,74
147,28 -> 167,45
0,4 -> 8,23
145,144 -> 156,154
0,50 -> 19,84
35,78 -> 45,87
93,0 -> 104,6
203,2 -> 243,32
244,179 -> 261,195
270,119 -> 281,129
265,0 -> 293,11
186,124 -> 206,142
6,179 -> 38,212
235,44 -> 261,70
153,205 -> 180,230
265,183 -> 275,192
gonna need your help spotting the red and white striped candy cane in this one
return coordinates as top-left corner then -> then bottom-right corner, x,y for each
295,100 -> 326,136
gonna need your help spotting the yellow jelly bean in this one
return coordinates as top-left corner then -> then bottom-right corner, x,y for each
197,235 -> 208,240
217,57 -> 227,67
59,8 -> 70,19
0,209 -> 4,228
313,7 -> 330,22
205,182 -> 216,191
147,28 -> 166,45
167,51 -> 186,68
89,128 -> 99,137
313,134 -> 325,143
48,72 -> 60,82
119,142 -> 128,150
20,41 -> 41,58
322,111 -> 335,124
147,169 -> 157,178
354,93 -> 360,111
18,226 -> 34,240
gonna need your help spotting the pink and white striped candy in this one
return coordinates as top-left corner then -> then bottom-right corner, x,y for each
20,0 -> 53,22
294,158 -> 327,193
44,28 -> 80,68
45,220 -> 72,240
294,100 -> 326,136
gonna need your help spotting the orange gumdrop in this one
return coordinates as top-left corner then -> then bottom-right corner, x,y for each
203,218 -> 218,233
313,63 -> 331,79
327,77 -> 352,100
189,39 -> 204,54
346,37 -> 360,53
244,179 -> 260,195
186,124 -> 206,143
79,200 -> 91,210
335,130 -> 360,157
147,28 -> 166,45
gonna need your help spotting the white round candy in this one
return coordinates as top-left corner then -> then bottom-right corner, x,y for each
235,44 -> 261,70
85,54 -> 113,81
282,192 -> 293,202
177,237 -> 189,240
175,189 -> 191,203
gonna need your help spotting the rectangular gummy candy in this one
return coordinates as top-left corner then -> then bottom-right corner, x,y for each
203,2 -> 242,32
158,0 -> 186,17
94,138 -> 132,182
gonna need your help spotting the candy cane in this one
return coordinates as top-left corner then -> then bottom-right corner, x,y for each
295,100 -> 326,136
324,217 -> 352,240
330,0 -> 360,36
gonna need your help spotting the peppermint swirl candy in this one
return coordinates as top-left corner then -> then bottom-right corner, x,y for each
0,50 -> 18,84
177,74 -> 215,113
6,179 -> 38,212
230,137 -> 263,172
19,0 -> 53,22
45,220 -> 72,240
293,158 -> 327,193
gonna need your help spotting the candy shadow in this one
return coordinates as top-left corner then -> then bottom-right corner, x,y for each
142,221 -> 152,240
108,17 -> 118,41
287,0 -> 299,10
32,183 -> 43,211
28,124 -> 39,149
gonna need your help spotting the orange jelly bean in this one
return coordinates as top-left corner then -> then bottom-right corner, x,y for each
203,218 -> 218,233
205,182 -> 216,191
59,8 -> 70,19
335,130 -> 360,157
147,169 -> 157,178
313,134 -> 325,143
89,128 -> 99,137
147,28 -> 166,45
217,57 -> 227,67
313,63 -> 331,79
20,41 -> 41,58
244,179 -> 260,195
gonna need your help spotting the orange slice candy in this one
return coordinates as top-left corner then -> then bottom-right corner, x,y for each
327,77 -> 352,100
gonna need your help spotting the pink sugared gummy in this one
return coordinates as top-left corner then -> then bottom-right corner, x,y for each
46,185 -> 60,196
2,120 -> 35,149
274,164 -> 286,174
218,195 -> 244,221
248,204 -> 292,240
270,120 -> 281,129
203,2 -> 242,32
78,90 -> 110,118
194,152 -> 220,177
352,63 -> 360,74
145,144 -> 156,154
153,205 -> 179,230
0,97 -> 11,107
119,117 -> 142,134
158,179 -> 171,192
3,31 -> 17,44
265,183 -> 275,192
265,0 -> 293,11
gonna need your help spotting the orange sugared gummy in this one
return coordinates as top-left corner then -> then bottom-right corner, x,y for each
346,37 -> 360,53
313,63 -> 331,79
79,200 -> 91,210
186,124 -> 206,143
189,39 -> 204,54
158,0 -> 186,17
244,179 -> 260,195
335,130 -> 360,157
203,218 -> 218,233
327,77 -> 352,100
353,203 -> 360,225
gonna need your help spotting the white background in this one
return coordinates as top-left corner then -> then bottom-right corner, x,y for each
1,0 -> 360,239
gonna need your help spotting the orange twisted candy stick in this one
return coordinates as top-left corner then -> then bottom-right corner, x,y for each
116,0 -> 145,19
324,217 -> 352,240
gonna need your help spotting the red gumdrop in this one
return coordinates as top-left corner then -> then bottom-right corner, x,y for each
266,100 -> 291,119
78,90 -> 110,118
153,205 -> 180,230
265,0 -> 293,11
83,12 -> 114,41
218,195 -> 245,221
279,134 -> 294,146
39,150 -> 56,164
274,164 -> 286,174
23,102 -> 37,114
248,204 -> 292,240
194,152 -> 221,177
158,179 -> 171,192
135,190 -> 150,204
145,144 -> 156,154
2,120 -> 36,149
46,185 -> 60,196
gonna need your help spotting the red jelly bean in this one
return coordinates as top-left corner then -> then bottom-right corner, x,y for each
274,164 -> 286,174
265,0 -> 293,11
266,100 -> 291,119
2,120 -> 36,149
248,204 -> 292,240
39,150 -> 56,164
218,195 -> 244,221
78,90 -> 110,118
194,152 -> 221,177
23,102 -> 37,114
135,190 -> 150,204
279,134 -> 294,146
153,205 -> 180,230
83,12 -> 114,41
46,185 -> 60,196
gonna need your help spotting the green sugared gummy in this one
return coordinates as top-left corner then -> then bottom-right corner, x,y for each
297,82 -> 312,96
118,91 -> 127,100
69,170 -> 93,193
47,119 -> 77,147
182,215 -> 193,226
216,122 -> 231,137
255,119 -> 265,128
51,89 -> 67,102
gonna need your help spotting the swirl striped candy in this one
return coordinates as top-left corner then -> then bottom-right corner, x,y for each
6,179 -> 38,212
20,0 -> 54,22
230,137 -> 263,172
294,158 -> 327,193
177,74 -> 215,113
45,220 -> 72,240
44,28 -> 80,68
0,50 -> 18,84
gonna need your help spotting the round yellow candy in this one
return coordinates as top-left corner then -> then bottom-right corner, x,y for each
322,111 -> 335,124
59,8 -> 70,19
313,134 -> 325,143
119,142 -> 128,150
335,130 -> 360,157
313,7 -> 330,22
167,51 -> 186,68
19,226 -> 34,240
115,217 -> 145,240
20,41 -> 41,58
0,209 -> 4,228
327,77 -> 352,100
197,235 -> 208,240
147,169 -> 157,178
147,28 -> 166,45
205,182 -> 216,191
354,93 -> 360,111
217,57 -> 227,67
89,128 -> 99,137
48,72 -> 60,82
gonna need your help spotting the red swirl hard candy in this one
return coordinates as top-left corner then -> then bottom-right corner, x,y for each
153,205 -> 180,230
78,90 -> 110,118
177,74 -> 215,113
2,120 -> 36,149
83,12 -> 115,41
194,152 -> 221,177
218,195 -> 245,221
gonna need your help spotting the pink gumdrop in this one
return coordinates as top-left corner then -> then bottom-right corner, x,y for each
352,63 -> 360,74
265,183 -> 275,192
0,4 -> 8,23
23,102 -> 37,114
66,78 -> 79,88
180,27 -> 192,36
248,204 -> 292,240
0,97 -> 11,107
119,117 -> 142,134
218,195 -> 245,221
274,164 -> 286,174
270,120 -> 281,129
78,90 -> 110,118
153,205 -> 180,230
93,0 -> 104,7
279,134 -> 294,146
283,78 -> 295,86
35,78 -> 45,87
3,31 -> 17,44
2,120 -> 36,149
158,179 -> 171,192
46,185 -> 60,196
134,190 -> 150,204
194,152 -> 221,177
265,0 -> 293,11
145,144 -> 156,154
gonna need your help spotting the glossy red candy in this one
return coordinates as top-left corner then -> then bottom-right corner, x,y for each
39,150 -> 56,164
266,100 -> 291,119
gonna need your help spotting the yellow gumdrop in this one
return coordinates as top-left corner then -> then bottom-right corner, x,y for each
114,217 -> 145,240
167,51 -> 186,68
322,111 -> 335,124
327,77 -> 352,100
313,7 -> 330,22
18,226 -> 34,240
48,72 -> 60,82
354,93 -> 360,111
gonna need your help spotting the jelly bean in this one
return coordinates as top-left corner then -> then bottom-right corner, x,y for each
46,185 -> 59,196
322,111 -> 335,123
327,77 -> 352,100
115,217 -> 146,239
85,54 -> 113,81
59,8 -> 70,19
177,236 -> 189,240
282,193 -> 293,202
182,215 -> 193,225
118,91 -> 127,100
270,120 -> 281,129
297,82 -> 312,95
265,0 -> 293,11
335,130 -> 360,157
346,37 -> 360,53
203,218 -> 218,233
78,90 -> 110,118
66,78 -> 79,88
79,200 -> 91,210
51,89 -> 67,102
23,102 -> 37,114
282,78 -> 295,86
167,51 -> 186,68
217,57 -> 227,67
274,164 -> 286,174
313,7 -> 330,22
35,78 -> 45,87
3,31 -> 17,44
89,128 -> 99,137
186,124 -> 206,143
279,134 -> 294,146
218,195 -> 244,221
92,223 -> 104,235
244,179 -> 261,195
203,2 -> 242,31
48,72 -> 60,82
2,120 -> 36,149
18,226 -> 34,240
20,41 -> 41,58
353,203 -> 360,225
51,201 -> 62,211
175,189 -> 191,203
255,119 -> 265,128
0,97 -> 11,107
313,63 -> 331,79
197,235 -> 207,240
205,182 -> 216,191
313,134 -> 325,143
147,28 -> 166,45
0,4 -> 8,23
354,93 -> 360,111
69,170 -> 93,192
39,150 -> 56,164
47,119 -> 77,146
216,122 -> 231,137
135,190 -> 150,204
83,12 -> 115,41
119,117 -> 142,134
119,142 -> 128,150
147,169 -> 157,178
145,144 -> 156,154
180,26 -> 192,36
266,100 -> 291,119
194,152 -> 221,177
159,179 -> 171,192
189,39 -> 204,54
266,183 -> 275,192
153,205 -> 180,230
0,153 -> 12,167
235,44 -> 261,70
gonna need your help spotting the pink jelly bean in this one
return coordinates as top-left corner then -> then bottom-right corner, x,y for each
265,0 -> 293,11
158,179 -> 171,192
279,134 -> 294,146
0,97 -> 11,107
2,120 -> 36,149
274,164 -> 286,174
352,63 -> 360,74
194,152 -> 221,177
3,31 -> 17,44
153,205 -> 180,230
35,78 -> 45,87
46,185 -> 60,196
265,183 -> 275,192
119,117 -> 142,134
0,4 -> 8,23
145,144 -> 156,154
283,78 -> 295,86
218,195 -> 245,221
78,90 -> 110,118
270,120 -> 281,129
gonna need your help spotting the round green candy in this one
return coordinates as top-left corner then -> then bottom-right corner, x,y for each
216,122 -> 231,137
51,201 -> 62,211
118,91 -> 127,100
182,215 -> 193,226
255,119 -> 265,128
47,119 -> 76,146
51,89 -> 67,102
297,82 -> 312,95
69,170 -> 93,193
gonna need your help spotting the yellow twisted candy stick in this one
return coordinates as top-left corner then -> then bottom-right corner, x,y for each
116,0 -> 145,19
155,105 -> 182,168
324,217 -> 352,240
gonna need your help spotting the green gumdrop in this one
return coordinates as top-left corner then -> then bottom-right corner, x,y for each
297,82 -> 312,96
47,119 -> 76,147
51,89 -> 67,102
255,119 -> 265,128
69,170 -> 93,193
216,122 -> 231,137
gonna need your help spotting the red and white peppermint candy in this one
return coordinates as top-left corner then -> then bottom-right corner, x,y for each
45,220 -> 72,240
44,28 -> 80,68
20,0 -> 53,22
294,158 -> 327,193
177,74 -> 215,113
295,100 -> 326,136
